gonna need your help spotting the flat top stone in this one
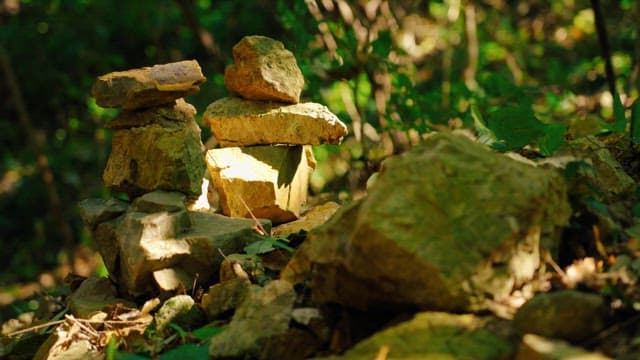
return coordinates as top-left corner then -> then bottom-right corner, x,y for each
224,35 -> 304,104
130,190 -> 186,213
105,99 -> 196,129
203,97 -> 348,146
92,60 -> 205,110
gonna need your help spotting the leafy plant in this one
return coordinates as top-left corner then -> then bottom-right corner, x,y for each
244,235 -> 295,255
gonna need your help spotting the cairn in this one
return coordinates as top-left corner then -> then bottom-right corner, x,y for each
92,60 -> 206,197
204,35 -> 348,223
79,61 -> 270,297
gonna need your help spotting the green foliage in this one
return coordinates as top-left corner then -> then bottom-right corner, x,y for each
244,235 -> 295,255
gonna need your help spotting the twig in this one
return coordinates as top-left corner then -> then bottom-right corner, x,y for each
65,314 -> 99,337
238,196 -> 269,236
6,319 -> 65,337
544,251 -> 567,278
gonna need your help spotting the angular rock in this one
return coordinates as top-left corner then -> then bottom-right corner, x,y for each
282,132 -> 570,312
204,97 -> 348,146
341,312 -> 514,360
272,201 -> 340,236
92,60 -> 205,110
78,198 -> 128,231
103,116 -> 205,197
130,190 -> 186,213
105,99 -> 196,129
89,206 -> 270,297
66,276 -> 136,318
206,145 -> 315,223
209,280 -> 295,358
201,277 -> 252,319
513,290 -> 608,342
516,334 -> 612,360
224,35 -> 303,104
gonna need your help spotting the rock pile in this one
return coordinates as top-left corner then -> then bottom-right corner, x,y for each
92,60 -> 207,197
80,61 -> 271,297
203,35 -> 348,223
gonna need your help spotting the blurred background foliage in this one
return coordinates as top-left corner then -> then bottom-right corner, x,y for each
0,0 -> 638,286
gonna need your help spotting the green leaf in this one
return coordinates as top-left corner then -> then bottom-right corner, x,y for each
538,123 -> 567,156
244,236 -> 295,255
159,344 -> 209,360
191,325 -> 224,341
631,98 -> 640,144
487,105 -> 546,150
168,323 -> 187,340
470,104 -> 497,145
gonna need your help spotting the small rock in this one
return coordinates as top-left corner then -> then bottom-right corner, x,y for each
92,60 -> 205,110
130,190 -> 186,213
78,198 -> 128,231
155,295 -> 203,333
209,280 -> 296,358
224,35 -> 304,104
105,99 -> 197,129
513,290 -> 608,343
341,312 -> 515,359
66,276 -> 136,319
219,254 -> 265,282
204,97 -> 348,147
272,201 -> 340,236
201,277 -> 252,319
103,117 -> 205,197
516,334 -> 612,360
206,145 -> 315,223
152,267 -> 192,292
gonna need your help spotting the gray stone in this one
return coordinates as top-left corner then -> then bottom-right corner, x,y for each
209,280 -> 295,358
224,35 -> 303,104
513,290 -> 608,343
66,276 -> 136,319
103,116 -> 205,197
130,190 -> 186,213
341,312 -> 514,360
201,277 -> 252,319
78,198 -> 128,231
92,60 -> 205,110
204,97 -> 347,146
91,207 -> 270,297
282,132 -> 570,312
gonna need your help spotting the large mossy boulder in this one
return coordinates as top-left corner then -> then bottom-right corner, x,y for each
283,132 -> 571,312
341,312 -> 515,360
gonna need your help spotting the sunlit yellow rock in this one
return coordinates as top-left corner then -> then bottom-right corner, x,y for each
206,145 -> 316,223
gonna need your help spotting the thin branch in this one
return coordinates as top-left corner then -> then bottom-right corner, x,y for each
591,0 -> 616,98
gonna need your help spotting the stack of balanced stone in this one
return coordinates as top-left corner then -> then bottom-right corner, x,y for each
92,60 -> 207,197
204,35 -> 348,223
79,61 -> 271,297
